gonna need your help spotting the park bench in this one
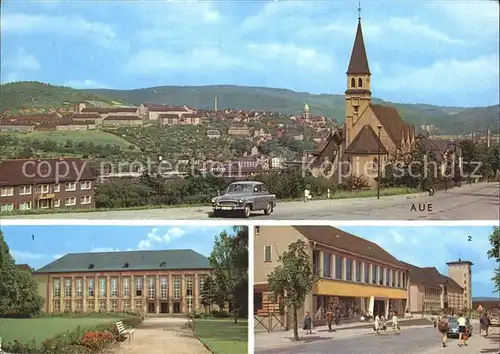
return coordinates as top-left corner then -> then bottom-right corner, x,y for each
116,321 -> 135,342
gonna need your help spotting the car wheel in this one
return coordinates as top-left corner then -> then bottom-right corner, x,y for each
243,205 -> 251,218
264,203 -> 272,215
213,210 -> 221,218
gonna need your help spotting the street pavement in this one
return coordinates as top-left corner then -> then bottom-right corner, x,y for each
256,326 -> 499,354
5,182 -> 498,220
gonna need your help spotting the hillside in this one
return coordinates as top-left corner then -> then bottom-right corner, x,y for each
0,82 -> 497,134
0,81 -> 128,113
88,85 -> 498,134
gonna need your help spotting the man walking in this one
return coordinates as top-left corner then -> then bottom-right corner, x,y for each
457,313 -> 468,347
480,313 -> 491,337
438,315 -> 449,347
326,308 -> 334,332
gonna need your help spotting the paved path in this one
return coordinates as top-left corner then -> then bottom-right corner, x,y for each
256,326 -> 499,354
6,182 -> 498,220
108,318 -> 209,354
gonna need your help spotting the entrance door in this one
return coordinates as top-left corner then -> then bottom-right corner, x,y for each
374,300 -> 385,316
160,302 -> 169,314
173,302 -> 181,313
148,302 -> 156,313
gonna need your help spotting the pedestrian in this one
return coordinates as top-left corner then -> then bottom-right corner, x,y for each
457,313 -> 468,347
392,312 -> 400,334
326,308 -> 334,332
303,311 -> 313,335
334,307 -> 341,326
437,315 -> 449,347
374,313 -> 380,335
480,313 -> 491,337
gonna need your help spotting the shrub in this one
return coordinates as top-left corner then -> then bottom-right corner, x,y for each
81,331 -> 114,351
211,309 -> 230,318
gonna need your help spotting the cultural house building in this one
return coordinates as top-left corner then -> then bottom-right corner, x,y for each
34,249 -> 212,314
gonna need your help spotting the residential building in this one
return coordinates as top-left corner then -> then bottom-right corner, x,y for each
228,124 -> 250,137
0,122 -> 35,132
447,259 -> 473,310
207,129 -> 221,139
80,107 -> 139,118
102,116 -> 143,127
33,249 -> 212,314
254,226 -> 409,329
159,113 -> 201,126
403,262 -> 464,314
0,158 -> 97,213
139,104 -> 195,120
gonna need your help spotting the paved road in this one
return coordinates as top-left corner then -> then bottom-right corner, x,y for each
256,327 -> 489,354
5,182 -> 499,220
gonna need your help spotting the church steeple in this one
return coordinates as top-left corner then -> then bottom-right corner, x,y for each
347,6 -> 370,75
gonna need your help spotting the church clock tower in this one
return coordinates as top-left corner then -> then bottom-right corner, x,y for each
345,8 -> 372,146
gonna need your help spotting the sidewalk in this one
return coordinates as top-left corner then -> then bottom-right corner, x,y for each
419,326 -> 500,354
255,317 -> 432,350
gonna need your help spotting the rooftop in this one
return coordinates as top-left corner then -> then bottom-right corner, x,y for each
35,249 -> 211,273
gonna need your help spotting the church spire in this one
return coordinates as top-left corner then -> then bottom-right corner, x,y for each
347,3 -> 370,75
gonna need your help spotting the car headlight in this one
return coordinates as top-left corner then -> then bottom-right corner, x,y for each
211,198 -> 216,203
238,199 -> 244,204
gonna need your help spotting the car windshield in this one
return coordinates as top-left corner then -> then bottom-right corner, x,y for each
226,184 -> 253,193
448,318 -> 458,325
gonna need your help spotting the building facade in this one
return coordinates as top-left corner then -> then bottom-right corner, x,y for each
404,262 -> 464,314
254,226 -> 409,328
34,250 -> 212,314
0,158 -> 96,213
447,259 -> 473,310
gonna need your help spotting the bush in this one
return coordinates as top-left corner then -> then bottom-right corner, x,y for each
3,314 -> 143,353
211,309 -> 230,318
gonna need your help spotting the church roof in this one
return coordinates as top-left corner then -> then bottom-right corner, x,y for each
345,124 -> 387,154
347,20 -> 371,75
369,104 -> 408,146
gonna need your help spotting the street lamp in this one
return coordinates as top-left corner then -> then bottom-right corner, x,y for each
377,125 -> 382,200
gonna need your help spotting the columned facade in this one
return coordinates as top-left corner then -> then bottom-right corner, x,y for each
38,270 -> 210,314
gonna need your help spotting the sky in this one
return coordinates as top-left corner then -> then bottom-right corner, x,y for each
341,225 -> 498,298
1,0 -> 499,107
0,224 -> 234,269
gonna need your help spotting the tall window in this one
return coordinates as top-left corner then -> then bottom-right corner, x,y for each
160,276 -> 168,299
123,277 -> 130,296
65,279 -> 72,297
148,276 -> 156,299
392,270 -> 396,287
135,277 -> 143,296
111,277 -> 119,297
313,250 -> 320,276
402,273 -> 406,288
186,276 -> 194,313
356,262 -> 362,282
99,278 -> 106,297
76,278 -> 83,297
264,245 -> 272,262
351,77 -> 356,88
379,268 -> 385,285
323,253 -> 331,278
346,258 -> 353,281
364,263 -> 369,283
88,278 -> 95,297
173,276 -> 181,299
53,279 -> 61,297
335,255 -> 343,280
199,275 -> 207,295
372,266 -> 377,284
358,77 -> 363,87
396,271 -> 400,288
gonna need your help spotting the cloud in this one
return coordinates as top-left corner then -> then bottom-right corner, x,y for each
1,47 -> 40,83
377,55 -> 500,94
1,12 -> 117,48
137,227 -> 187,250
124,48 -> 244,75
64,79 -> 109,89
10,250 -> 44,261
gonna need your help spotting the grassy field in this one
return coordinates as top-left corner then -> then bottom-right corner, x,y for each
4,130 -> 133,148
194,319 -> 248,354
0,316 -> 122,344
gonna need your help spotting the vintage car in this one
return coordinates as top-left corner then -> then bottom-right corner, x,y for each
211,181 -> 276,218
446,316 -> 473,338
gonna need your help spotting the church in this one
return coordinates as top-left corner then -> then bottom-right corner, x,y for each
311,13 -> 416,186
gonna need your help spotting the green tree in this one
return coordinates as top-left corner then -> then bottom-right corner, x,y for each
209,227 -> 248,323
0,230 -> 18,314
267,240 -> 318,341
200,276 -> 217,313
487,226 -> 500,292
14,270 -> 44,315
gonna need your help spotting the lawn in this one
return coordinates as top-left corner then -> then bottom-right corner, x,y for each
4,130 -> 133,148
194,319 -> 248,354
0,316 -> 122,344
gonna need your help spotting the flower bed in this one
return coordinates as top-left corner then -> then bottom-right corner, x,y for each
2,315 -> 143,353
